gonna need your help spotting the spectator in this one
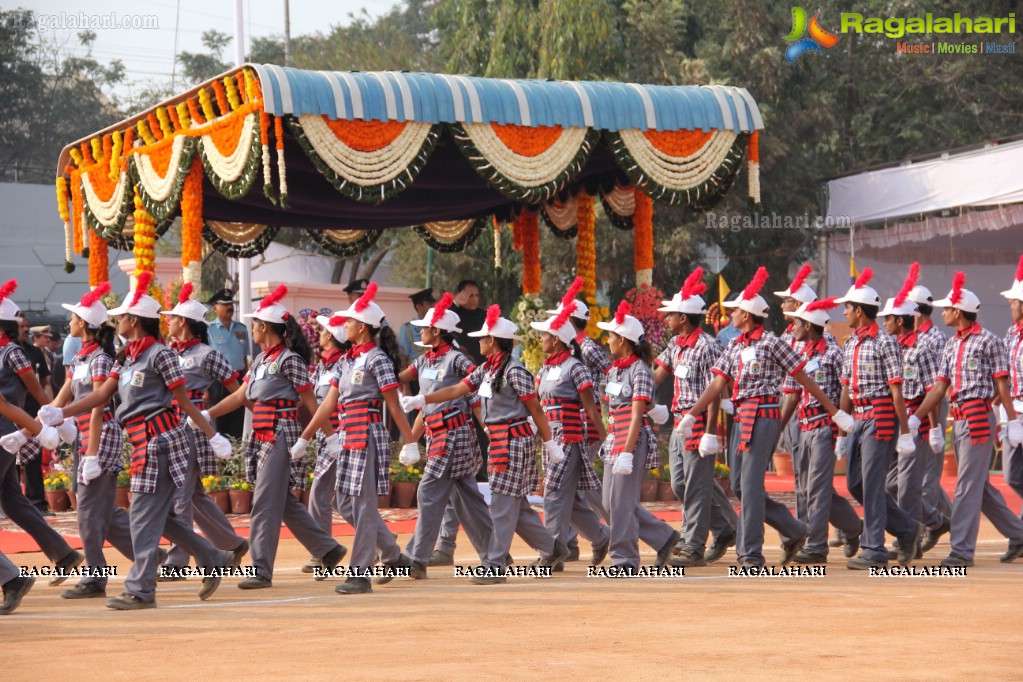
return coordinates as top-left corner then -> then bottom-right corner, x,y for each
450,279 -> 486,363
343,278 -> 370,304
397,288 -> 435,369
17,314 -> 52,515
205,289 -> 249,440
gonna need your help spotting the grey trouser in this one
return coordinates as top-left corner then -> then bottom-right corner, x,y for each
543,444 -> 609,548
0,449 -> 73,563
76,470 -> 133,588
335,439 -> 400,572
409,457 -> 492,566
846,418 -> 918,562
885,435 -> 943,530
124,448 -> 229,602
949,415 -> 1023,559
0,552 -> 17,584
165,439 -> 244,567
601,439 -> 675,568
250,439 -> 338,580
794,426 -> 861,555
669,429 -> 735,555
435,500 -> 459,555
727,416 -> 805,564
922,400 -> 953,517
486,492 -> 556,568
309,462 -> 338,537
1004,440 -> 1023,514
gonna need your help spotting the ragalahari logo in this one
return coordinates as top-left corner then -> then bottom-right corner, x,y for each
785,7 -> 839,62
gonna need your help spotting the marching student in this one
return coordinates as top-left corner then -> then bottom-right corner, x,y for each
397,293 -> 494,577
596,300 -> 680,572
651,269 -> 736,567
909,272 -> 1023,567
779,297 -> 863,563
297,283 -> 420,594
1001,257 -> 1023,543
415,304 -> 569,584
530,282 -> 610,566
878,264 -> 950,558
679,268 -> 848,568
47,283 -> 134,599
159,284 -> 249,578
52,273 -> 236,609
832,269 -> 924,570
208,284 -> 348,591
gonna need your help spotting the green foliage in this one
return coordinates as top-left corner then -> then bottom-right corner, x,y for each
176,29 -> 232,85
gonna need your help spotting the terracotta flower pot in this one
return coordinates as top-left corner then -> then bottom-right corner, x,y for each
715,476 -> 735,499
301,489 -> 311,506
46,490 -> 70,513
943,452 -> 958,478
657,481 -> 677,502
378,493 -> 392,509
209,489 -> 230,514
392,481 -> 418,508
115,486 -> 131,510
773,451 -> 794,477
67,489 -> 77,511
640,479 -> 658,502
229,489 -> 253,515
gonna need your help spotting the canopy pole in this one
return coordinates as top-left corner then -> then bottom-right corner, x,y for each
426,246 -> 434,289
233,0 -> 253,357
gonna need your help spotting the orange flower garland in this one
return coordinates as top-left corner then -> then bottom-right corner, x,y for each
70,170 -> 84,255
575,191 -> 596,299
211,80 -> 229,117
88,230 -> 109,286
181,158 -> 203,289
57,177 -> 73,269
517,208 -> 541,294
132,189 -> 156,277
489,123 -> 564,157
633,188 -> 654,286
642,129 -> 714,157
748,131 -> 761,205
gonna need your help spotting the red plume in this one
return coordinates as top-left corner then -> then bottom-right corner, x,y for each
80,282 -> 110,308
328,315 -> 346,327
560,277 -> 583,309
893,262 -> 919,308
681,268 -> 706,299
1015,254 -> 1023,283
429,292 -> 454,327
131,271 -> 152,309
485,304 -> 501,330
805,296 -> 839,312
613,300 -> 631,325
853,268 -> 873,289
550,304 -> 574,332
178,282 -> 194,305
742,267 -> 768,300
0,279 -> 16,303
950,271 -> 966,305
789,263 -> 812,294
354,282 -> 378,313
258,284 -> 288,311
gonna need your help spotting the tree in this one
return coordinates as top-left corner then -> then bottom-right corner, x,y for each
176,30 -> 232,85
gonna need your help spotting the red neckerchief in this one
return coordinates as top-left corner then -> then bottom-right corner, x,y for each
918,320 -> 933,334
425,342 -> 452,361
345,341 -> 376,361
575,330 -> 586,345
0,336 -> 10,348
784,323 -> 794,335
171,337 -> 200,353
674,328 -> 702,349
544,350 -> 571,366
77,340 -> 99,357
956,322 -> 982,339
897,331 -> 918,348
612,354 -> 640,369
260,342 -> 287,365
319,347 -> 343,366
855,322 -> 879,339
483,351 -> 507,371
735,325 -> 764,347
802,337 -> 827,357
125,336 -> 158,362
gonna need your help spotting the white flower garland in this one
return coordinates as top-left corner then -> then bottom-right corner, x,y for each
134,135 -> 189,202
298,115 -> 433,186
461,124 -> 589,189
748,160 -> 761,204
617,129 -> 737,191
602,183 -> 636,216
199,113 -> 257,183
183,260 -> 202,291
543,195 -> 577,229
81,170 -> 129,227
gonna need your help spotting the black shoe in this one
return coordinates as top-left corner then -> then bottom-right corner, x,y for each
829,530 -> 845,548
230,539 -> 249,567
705,530 -> 736,564
565,543 -> 580,562
301,557 -> 322,574
920,517 -> 950,555
429,550 -> 454,566
0,576 -> 35,615
315,544 -> 348,582
591,537 -> 610,566
794,550 -> 827,564
940,553 -> 974,568
198,552 -> 231,600
468,573 -> 508,585
105,593 -> 156,610
737,560 -> 765,569
335,577 -> 372,594
847,554 -> 886,570
49,549 -> 84,586
375,553 -> 414,585
539,540 -> 571,569
157,566 -> 188,582
897,524 -> 924,566
781,527 -> 809,565
669,548 -> 707,568
843,525 -> 862,559
1000,541 -> 1023,563
61,583 -> 106,599
655,530 -> 681,568
504,553 -> 514,567
237,576 -> 272,590
410,561 -> 427,579
37,508 -> 55,517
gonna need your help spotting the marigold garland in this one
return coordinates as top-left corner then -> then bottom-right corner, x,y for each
156,108 -> 173,137
147,113 -> 164,141
167,105 -> 182,132
70,169 -> 84,255
633,188 -> 654,286
80,142 -> 94,166
642,128 -> 714,157
748,131 -> 761,206
493,216 -> 503,270
575,191 -> 597,300
109,132 -> 122,181
132,189 -> 157,278
224,76 -> 242,110
57,177 -> 73,271
198,88 -> 216,123
260,111 -> 273,203
137,119 -> 156,145
88,230 -> 109,286
120,128 -> 133,173
211,80 -> 229,117
90,138 -> 102,164
490,123 -> 564,157
180,158 -> 203,289
176,103 -> 191,130
517,208 -> 541,294
187,98 -> 206,126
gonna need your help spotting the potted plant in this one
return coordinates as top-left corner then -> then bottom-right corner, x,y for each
44,470 -> 71,512
641,468 -> 659,502
302,471 -> 314,506
714,461 -> 734,499
202,475 -> 230,514
115,469 -> 131,509
657,465 -> 676,502
229,477 -> 254,514
391,463 -> 422,508
772,449 -> 794,477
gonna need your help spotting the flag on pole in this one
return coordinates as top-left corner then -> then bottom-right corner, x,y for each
718,274 -> 730,327
849,258 -> 858,284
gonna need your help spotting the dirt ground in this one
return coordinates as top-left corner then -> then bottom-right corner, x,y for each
3,519 -> 1022,681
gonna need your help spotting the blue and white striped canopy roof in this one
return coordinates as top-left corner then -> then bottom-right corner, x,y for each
249,64 -> 764,134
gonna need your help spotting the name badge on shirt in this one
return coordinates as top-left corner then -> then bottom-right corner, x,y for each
815,370 -> 826,383
804,358 -> 820,373
351,370 -> 365,385
967,355 -> 980,371
546,366 -> 562,382
73,364 -> 90,383
740,347 -> 757,364
748,361 -> 762,375
421,367 -> 440,381
119,372 -> 132,388
180,356 -> 195,369
674,365 -> 690,380
353,356 -> 367,370
478,380 -> 493,398
317,373 -> 332,386
605,381 -> 623,397
903,365 -> 917,380
130,371 -> 145,388
254,364 -> 267,380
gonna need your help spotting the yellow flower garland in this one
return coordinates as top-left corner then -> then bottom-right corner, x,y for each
132,189 -> 156,277
180,159 -> 203,288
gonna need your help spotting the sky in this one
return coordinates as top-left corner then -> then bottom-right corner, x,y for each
19,0 -> 401,100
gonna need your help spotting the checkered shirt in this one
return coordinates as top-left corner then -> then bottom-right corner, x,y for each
839,324 -> 903,401
917,321 -> 947,355
1004,323 -> 1023,398
93,420 -> 125,479
782,338 -> 843,409
599,359 -> 658,469
580,336 -> 611,402
537,360 -> 598,491
423,421 -> 482,481
655,330 -> 722,412
130,421 -> 191,495
488,431 -> 540,498
899,334 -> 941,400
245,416 -> 309,491
712,328 -> 806,401
199,346 -> 239,385
936,323 -> 1008,402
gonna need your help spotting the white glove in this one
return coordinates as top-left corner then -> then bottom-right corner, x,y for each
543,439 -> 565,464
400,393 -> 425,412
719,399 -> 734,415
908,414 -> 921,432
835,435 -> 847,461
0,431 -> 27,454
896,433 -> 916,457
831,410 -> 855,433
37,405 -> 64,427
698,433 -> 719,457
996,405 -> 1009,427
527,416 -> 539,436
290,437 -> 309,461
209,433 -> 232,460
647,404 -> 669,425
676,413 -> 696,437
187,409 -> 211,430
37,425 -> 60,450
399,442 -> 421,466
325,432 -> 341,457
1008,420 -> 1023,450
611,451 -> 634,476
56,419 -> 78,444
80,456 -> 103,483
929,426 -> 945,454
